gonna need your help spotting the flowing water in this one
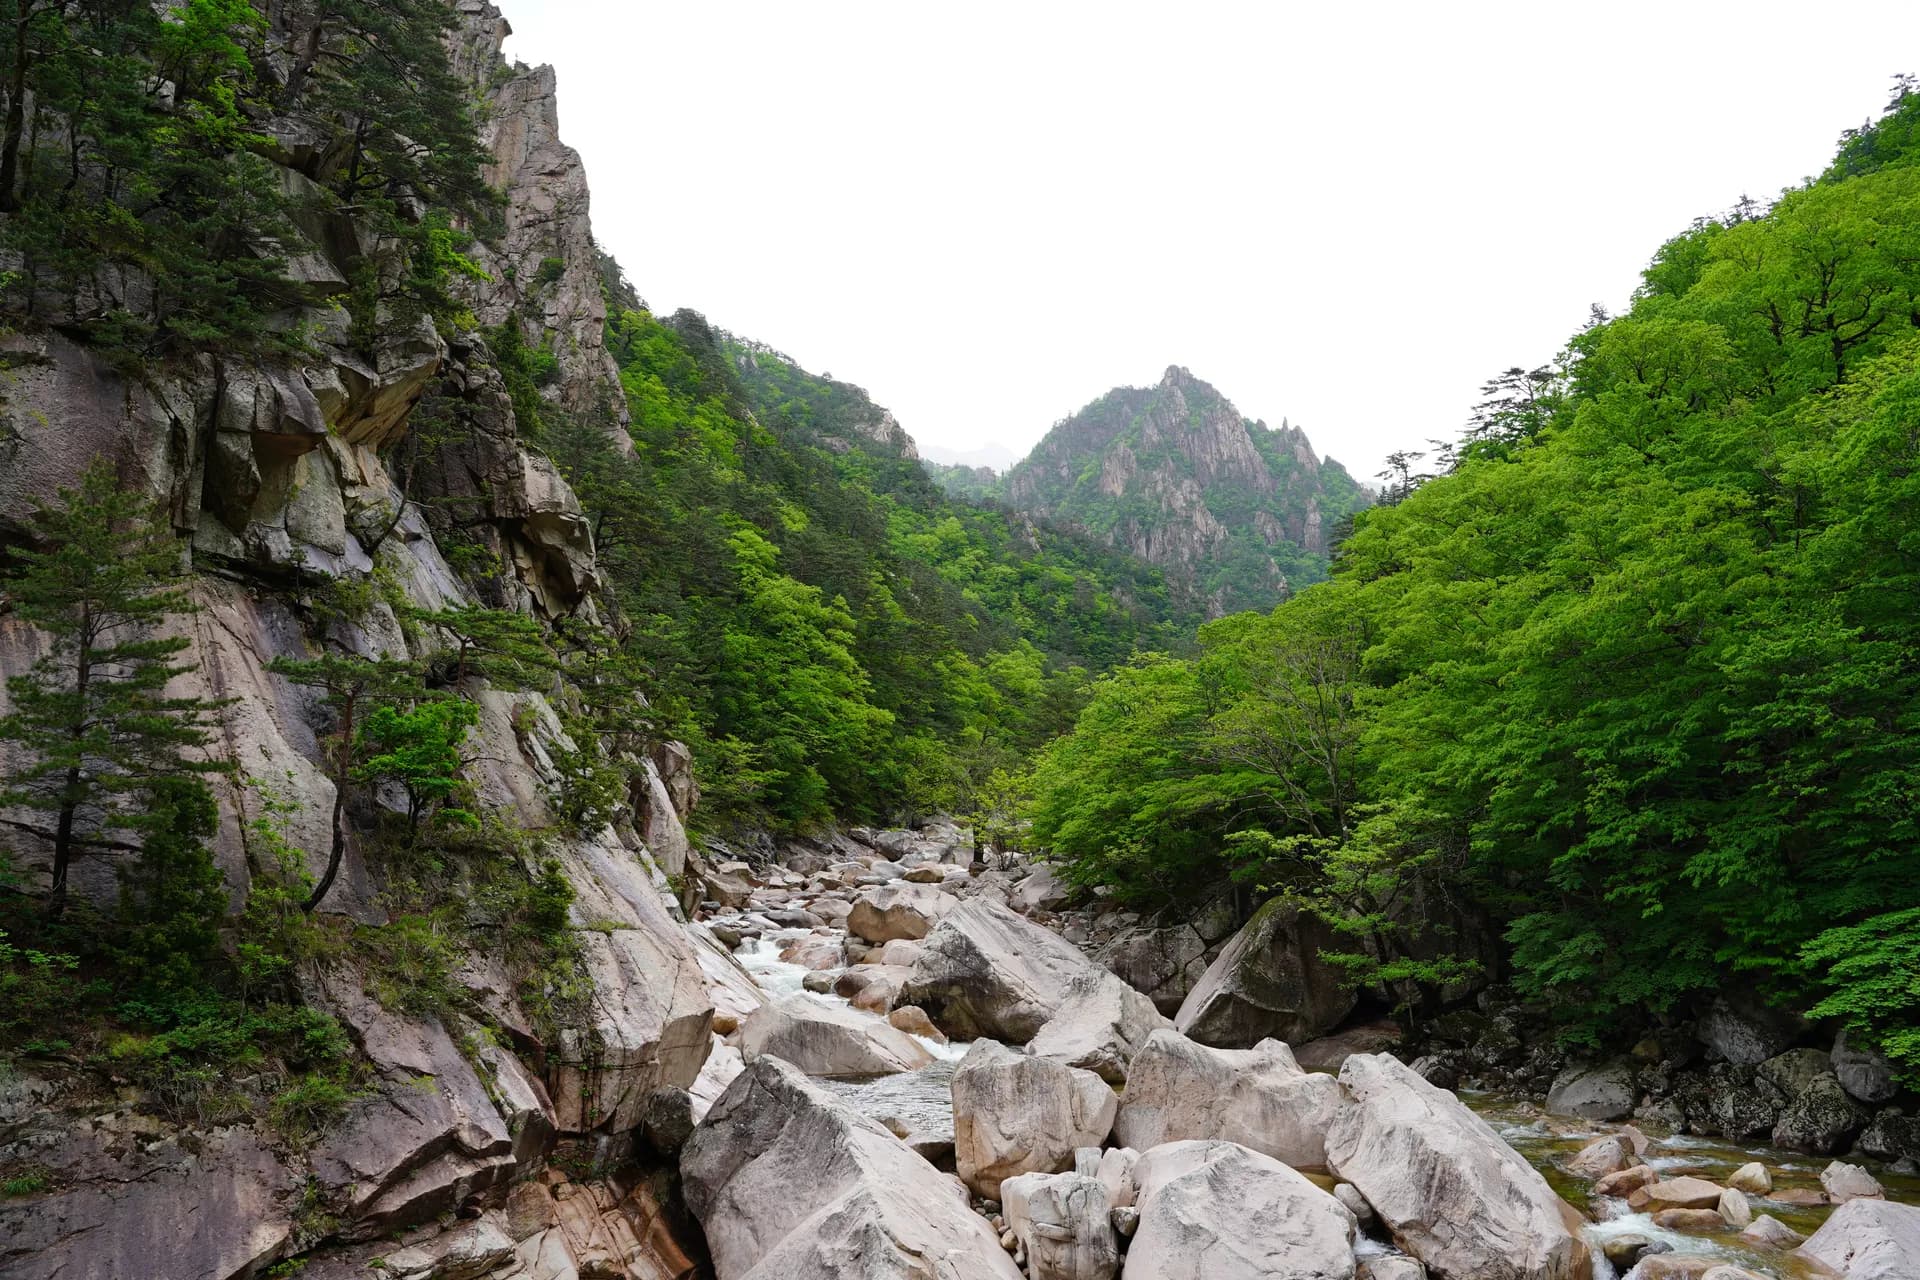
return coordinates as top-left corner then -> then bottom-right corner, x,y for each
727,927 -> 1913,1279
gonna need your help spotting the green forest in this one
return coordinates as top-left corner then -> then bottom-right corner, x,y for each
1027,81 -> 1920,1076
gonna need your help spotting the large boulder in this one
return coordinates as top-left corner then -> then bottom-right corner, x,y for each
680,1055 -> 1021,1280
1833,1030 -> 1899,1105
1001,1170 -> 1120,1280
1697,997 -> 1798,1067
1011,863 -> 1073,914
1772,1072 -> 1868,1154
847,882 -> 959,943
1028,974 -> 1172,1084
1325,1053 -> 1588,1280
737,994 -> 934,1080
1545,1061 -> 1636,1121
1795,1198 -> 1920,1280
1114,1030 -> 1342,1170
951,1040 -> 1117,1198
902,898 -> 1113,1042
1173,898 -> 1355,1048
1124,1140 -> 1358,1280
1096,921 -> 1210,1014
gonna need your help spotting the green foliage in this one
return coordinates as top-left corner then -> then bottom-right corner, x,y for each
0,460 -> 226,912
354,698 -> 479,835
114,777 -> 228,993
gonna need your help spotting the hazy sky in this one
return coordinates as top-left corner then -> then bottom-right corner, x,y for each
492,1 -> 1920,481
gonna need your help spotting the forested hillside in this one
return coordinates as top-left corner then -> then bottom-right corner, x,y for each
1028,80 -> 1920,1077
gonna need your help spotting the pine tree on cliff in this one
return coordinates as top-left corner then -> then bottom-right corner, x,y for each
0,461 -> 226,916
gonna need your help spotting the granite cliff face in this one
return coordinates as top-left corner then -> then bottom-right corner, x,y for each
998,367 -> 1366,616
0,7 -> 721,1278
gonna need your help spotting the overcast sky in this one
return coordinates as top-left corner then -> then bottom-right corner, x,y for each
492,1 -> 1920,481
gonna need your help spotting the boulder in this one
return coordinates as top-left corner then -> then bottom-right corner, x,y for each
1726,1162 -> 1771,1194
1697,997 -> 1797,1067
1772,1072 -> 1868,1153
1633,1259 -> 1714,1280
1028,974 -> 1171,1084
1833,1029 -> 1899,1104
1001,1170 -> 1120,1280
737,994 -> 934,1080
1565,1136 -> 1629,1179
951,1040 -> 1117,1198
1114,1030 -> 1342,1170
681,1056 -> 1021,1280
1325,1053 -> 1588,1280
1097,921 -> 1210,1014
1124,1140 -> 1358,1280
1358,1261 -> 1427,1280
1173,898 -> 1356,1048
1795,1198 -> 1920,1280
1821,1160 -> 1885,1203
1739,1215 -> 1804,1249
1652,1209 -> 1727,1231
1628,1178 -> 1726,1212
1757,1047 -> 1833,1101
1593,1164 -> 1659,1198
1859,1110 -> 1920,1163
1699,1269 -> 1768,1280
1718,1187 -> 1752,1228
1293,1021 -> 1405,1075
887,1005 -> 946,1044
902,898 -> 1113,1042
1335,1182 -> 1376,1230
847,882 -> 959,943
1096,1146 -> 1138,1209
1011,864 -> 1073,914
1545,1061 -> 1636,1121
1599,1236 -> 1667,1271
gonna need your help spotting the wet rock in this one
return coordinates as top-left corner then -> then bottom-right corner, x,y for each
1358,1260 -> 1428,1280
952,1040 -> 1118,1198
1632,1259 -> 1714,1279
738,994 -> 933,1080
1726,1161 -> 1771,1194
1566,1135 -> 1630,1179
887,1004 -> 947,1043
1718,1186 -> 1752,1228
1600,1235 -> 1668,1269
1593,1164 -> 1660,1197
681,1056 -> 1020,1280
1325,1053 -> 1587,1280
1627,1177 -> 1725,1212
1652,1208 -> 1729,1231
1545,1061 -> 1636,1121
1794,1198 -> 1920,1280
848,882 -> 959,943
1739,1214 -> 1804,1249
1001,1170 -> 1120,1280
1173,897 -> 1355,1049
1114,1029 -> 1342,1170
1028,973 -> 1171,1084
1820,1159 -> 1885,1203
1125,1140 -> 1358,1280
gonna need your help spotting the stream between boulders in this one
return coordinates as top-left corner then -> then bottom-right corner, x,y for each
684,832 -> 1919,1280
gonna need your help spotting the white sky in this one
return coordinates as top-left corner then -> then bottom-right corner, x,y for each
492,1 -> 1920,482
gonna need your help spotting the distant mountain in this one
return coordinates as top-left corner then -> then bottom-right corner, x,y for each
920,440 -> 1020,470
988,366 -> 1367,616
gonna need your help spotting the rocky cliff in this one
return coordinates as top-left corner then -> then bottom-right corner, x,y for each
993,367 -> 1367,616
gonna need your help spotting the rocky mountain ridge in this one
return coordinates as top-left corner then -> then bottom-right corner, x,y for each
934,366 -> 1369,616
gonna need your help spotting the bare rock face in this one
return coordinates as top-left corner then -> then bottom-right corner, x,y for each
1001,1170 -> 1120,1280
1115,1030 -> 1342,1170
1174,897 -> 1355,1049
951,1040 -> 1118,1198
681,1055 -> 1021,1280
1125,1140 -> 1358,1280
1096,920 -> 1210,1015
902,898 -> 1116,1042
1325,1053 -> 1589,1280
1028,973 -> 1172,1084
1795,1198 -> 1920,1280
737,994 -> 934,1080
847,882 -> 959,943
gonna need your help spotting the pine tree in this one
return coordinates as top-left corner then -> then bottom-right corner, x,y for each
0,461 -> 225,915
115,775 -> 227,991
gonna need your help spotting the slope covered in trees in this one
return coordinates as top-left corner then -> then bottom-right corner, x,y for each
1027,81 -> 1920,1078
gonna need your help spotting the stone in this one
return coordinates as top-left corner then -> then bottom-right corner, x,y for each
887,1004 -> 947,1044
1772,1072 -> 1868,1153
1358,1260 -> 1427,1280
1860,1110 -> 1920,1162
1821,1159 -> 1886,1203
847,882 -> 959,943
864,938 -> 926,967
1757,1047 -> 1833,1101
1028,973 -> 1171,1084
902,898 -> 1118,1042
1095,1146 -> 1138,1209
1173,897 -> 1356,1048
681,1056 -> 1020,1280
1833,1029 -> 1899,1104
1632,1259 -> 1714,1280
1652,1209 -> 1729,1231
1565,1135 -> 1629,1178
779,933 -> 847,971
1324,1053 -> 1587,1280
1726,1161 -> 1771,1194
1124,1140 -> 1358,1280
1545,1061 -> 1636,1121
1011,863 -> 1072,914
1794,1198 -> 1920,1280
1114,1029 -> 1343,1170
1335,1182 -> 1376,1230
1698,997 -> 1797,1067
689,1036 -> 745,1122
1739,1215 -> 1804,1249
1293,1021 -> 1405,1075
1718,1186 -> 1752,1228
1627,1177 -> 1726,1212
1000,1170 -> 1120,1280
952,1040 -> 1118,1198
1097,921 -> 1210,1014
1593,1164 -> 1660,1197
1699,1269 -> 1768,1280
1600,1236 -> 1667,1270
737,994 -> 934,1080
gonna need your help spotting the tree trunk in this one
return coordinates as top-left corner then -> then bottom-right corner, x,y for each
44,774 -> 76,918
303,689 -> 356,912
0,3 -> 36,212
